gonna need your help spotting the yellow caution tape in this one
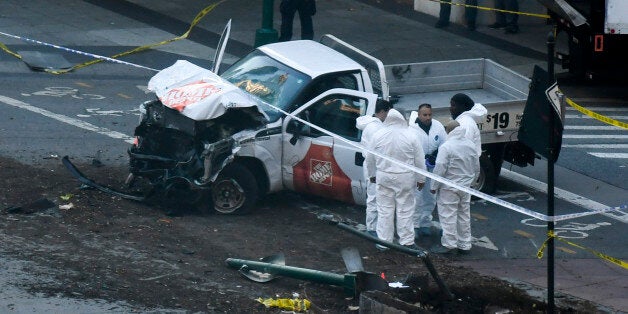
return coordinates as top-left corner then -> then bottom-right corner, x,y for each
256,297 -> 311,312
0,0 -> 226,74
0,41 -> 22,59
566,98 -> 628,130
537,231 -> 628,270
428,0 -> 550,19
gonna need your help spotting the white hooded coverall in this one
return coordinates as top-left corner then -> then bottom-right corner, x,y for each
430,126 -> 480,250
366,109 -> 426,246
356,115 -> 383,233
408,111 -> 447,230
455,103 -> 487,156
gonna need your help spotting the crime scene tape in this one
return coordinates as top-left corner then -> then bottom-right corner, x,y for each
537,231 -> 628,270
0,31 -> 159,73
254,91 -> 621,223
0,0 -> 226,74
427,0 -> 550,19
566,98 -> 628,130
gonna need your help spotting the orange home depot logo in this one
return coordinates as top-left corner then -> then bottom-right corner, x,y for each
309,159 -> 332,186
293,144 -> 354,204
160,80 -> 222,111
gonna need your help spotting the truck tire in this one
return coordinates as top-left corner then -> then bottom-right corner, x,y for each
211,163 -> 259,215
473,154 -> 497,195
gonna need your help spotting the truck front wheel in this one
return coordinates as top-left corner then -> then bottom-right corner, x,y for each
473,154 -> 497,194
211,163 -> 259,214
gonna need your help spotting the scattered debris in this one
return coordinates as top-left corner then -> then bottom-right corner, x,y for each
256,297 -> 310,312
59,203 -> 74,210
17,51 -> 72,71
92,150 -> 103,167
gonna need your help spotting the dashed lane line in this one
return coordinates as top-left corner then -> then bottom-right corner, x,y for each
588,153 -> 628,159
566,114 -> 628,120
564,125 -> 621,130
0,95 -> 134,144
562,144 -> 628,149
563,134 -> 628,139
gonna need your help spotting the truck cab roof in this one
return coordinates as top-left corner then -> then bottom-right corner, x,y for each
258,40 -> 363,79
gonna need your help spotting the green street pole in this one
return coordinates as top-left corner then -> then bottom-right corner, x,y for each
254,0 -> 278,47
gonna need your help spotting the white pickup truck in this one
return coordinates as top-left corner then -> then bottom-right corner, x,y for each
127,34 -> 533,214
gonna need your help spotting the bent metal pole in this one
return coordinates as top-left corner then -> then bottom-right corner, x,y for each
334,221 -> 454,300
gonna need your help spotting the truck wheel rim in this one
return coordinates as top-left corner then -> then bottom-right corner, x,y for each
212,178 -> 245,213
473,170 -> 486,191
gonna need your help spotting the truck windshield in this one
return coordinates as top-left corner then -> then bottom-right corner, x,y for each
221,51 -> 311,122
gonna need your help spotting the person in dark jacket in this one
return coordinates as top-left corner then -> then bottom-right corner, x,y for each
279,0 -> 316,41
435,0 -> 477,31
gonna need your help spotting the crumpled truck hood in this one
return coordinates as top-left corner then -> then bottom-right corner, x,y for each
148,60 -> 269,122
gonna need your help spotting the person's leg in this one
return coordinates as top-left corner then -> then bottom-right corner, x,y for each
375,173 -> 396,243
490,0 -> 506,27
414,176 -> 434,235
436,189 -> 459,249
365,171 -> 378,235
465,0 -> 478,30
504,0 -> 519,33
435,0 -> 451,27
297,2 -> 314,40
456,190 -> 472,251
395,172 -> 416,246
278,0 -> 297,41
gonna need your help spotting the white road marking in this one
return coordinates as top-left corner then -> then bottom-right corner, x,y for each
562,144 -> 628,149
565,114 -> 628,120
588,153 -> 628,159
563,134 -> 628,139
564,125 -> 620,130
472,236 -> 498,251
0,95 -> 134,144
501,169 -> 628,224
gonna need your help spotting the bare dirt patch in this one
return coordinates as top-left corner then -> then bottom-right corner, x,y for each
0,156 -> 599,313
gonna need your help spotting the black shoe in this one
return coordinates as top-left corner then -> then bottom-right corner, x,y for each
435,21 -> 449,28
505,25 -> 519,34
467,24 -> 476,31
457,248 -> 471,255
430,245 -> 455,254
488,22 -> 506,29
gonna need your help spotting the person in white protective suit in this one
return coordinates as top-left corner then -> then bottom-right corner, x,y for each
365,108 -> 426,250
450,93 -> 487,157
409,103 -> 447,238
355,99 -> 392,237
430,120 -> 480,255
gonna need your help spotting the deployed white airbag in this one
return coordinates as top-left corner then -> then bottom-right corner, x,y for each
148,60 -> 266,121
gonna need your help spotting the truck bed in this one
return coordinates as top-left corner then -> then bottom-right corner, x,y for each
387,58 -> 529,113
384,58 -> 531,144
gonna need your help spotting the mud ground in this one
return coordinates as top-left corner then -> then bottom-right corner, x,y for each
0,156 -> 600,313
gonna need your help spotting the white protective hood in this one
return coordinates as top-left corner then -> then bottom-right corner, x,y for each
355,115 -> 380,130
148,60 -> 267,121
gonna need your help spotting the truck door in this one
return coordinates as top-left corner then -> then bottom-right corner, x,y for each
282,89 -> 377,205
211,19 -> 231,74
